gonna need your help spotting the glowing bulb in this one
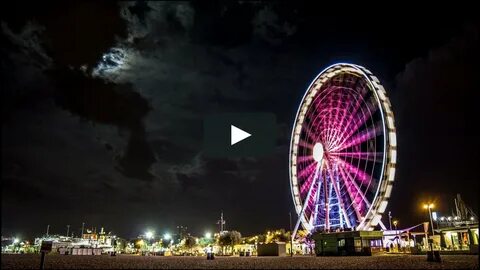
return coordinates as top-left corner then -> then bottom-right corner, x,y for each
163,233 -> 171,240
205,232 -> 212,239
313,142 -> 324,162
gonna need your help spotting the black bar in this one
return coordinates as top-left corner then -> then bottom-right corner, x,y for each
40,251 -> 46,270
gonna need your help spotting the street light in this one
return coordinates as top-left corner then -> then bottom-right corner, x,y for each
163,233 -> 171,240
145,231 -> 154,254
388,211 -> 392,230
393,220 -> 399,250
204,232 -> 212,239
145,231 -> 154,240
423,203 -> 435,236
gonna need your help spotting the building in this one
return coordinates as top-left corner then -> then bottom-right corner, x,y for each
33,227 -> 122,255
432,194 -> 478,253
257,242 -> 287,256
437,224 -> 478,253
312,231 -> 384,256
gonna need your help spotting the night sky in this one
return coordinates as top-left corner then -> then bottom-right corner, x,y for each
1,2 -> 479,240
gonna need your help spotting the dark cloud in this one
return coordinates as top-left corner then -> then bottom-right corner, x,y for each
252,5 -> 297,46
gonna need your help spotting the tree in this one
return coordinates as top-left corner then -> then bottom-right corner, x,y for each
183,235 -> 196,253
134,239 -> 145,253
218,232 -> 230,255
265,229 -> 290,243
218,231 -> 242,255
198,237 -> 213,247
229,231 -> 242,250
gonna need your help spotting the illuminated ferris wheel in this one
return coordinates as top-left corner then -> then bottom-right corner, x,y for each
290,63 -> 397,236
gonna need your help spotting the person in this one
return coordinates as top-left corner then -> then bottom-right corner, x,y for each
205,245 -> 214,260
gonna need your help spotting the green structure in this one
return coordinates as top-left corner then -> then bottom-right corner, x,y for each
312,231 -> 384,256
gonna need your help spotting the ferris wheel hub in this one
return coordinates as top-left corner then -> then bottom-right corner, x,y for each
312,142 -> 324,162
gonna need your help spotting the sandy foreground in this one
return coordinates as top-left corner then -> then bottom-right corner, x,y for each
1,254 -> 478,269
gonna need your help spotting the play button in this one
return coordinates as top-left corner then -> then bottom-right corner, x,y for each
203,113 -> 277,157
231,125 -> 251,145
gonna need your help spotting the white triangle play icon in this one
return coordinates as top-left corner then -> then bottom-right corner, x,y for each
231,125 -> 251,146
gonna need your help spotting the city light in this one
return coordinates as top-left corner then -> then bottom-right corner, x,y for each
204,232 -> 212,239
423,202 -> 435,236
471,217 -> 475,221
13,238 -> 19,244
423,203 -> 434,209
145,231 -> 154,239
163,233 -> 171,240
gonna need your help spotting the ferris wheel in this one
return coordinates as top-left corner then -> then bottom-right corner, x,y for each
290,63 -> 397,236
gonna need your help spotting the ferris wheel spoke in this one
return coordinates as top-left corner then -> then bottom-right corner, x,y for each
336,156 -> 374,188
332,124 -> 383,152
323,166 -> 330,230
309,169 -> 324,227
310,92 -> 336,148
324,92 -> 344,148
329,151 -> 383,163
298,139 -> 314,149
336,160 -> 372,210
300,166 -> 316,194
297,155 -> 314,163
306,118 -> 328,146
298,161 -> 317,178
325,161 -> 352,228
337,164 -> 364,223
293,163 -> 322,236
314,171 -> 324,227
335,87 -> 369,144
325,99 -> 352,150
310,111 -> 331,144
326,125 -> 343,152
336,100 -> 378,150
